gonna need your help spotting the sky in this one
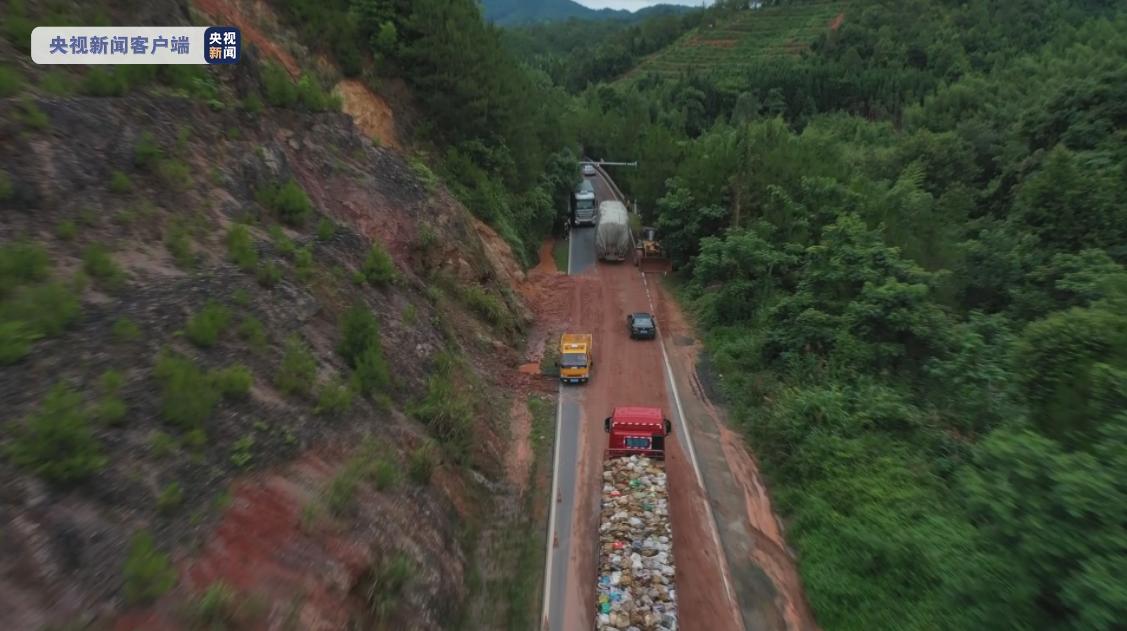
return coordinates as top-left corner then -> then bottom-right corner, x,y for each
574,0 -> 713,11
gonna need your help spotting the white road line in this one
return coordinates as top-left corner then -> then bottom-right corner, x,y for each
641,270 -> 740,618
540,385 -> 564,630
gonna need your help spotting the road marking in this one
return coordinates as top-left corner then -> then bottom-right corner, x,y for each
541,385 -> 564,631
641,270 -> 740,620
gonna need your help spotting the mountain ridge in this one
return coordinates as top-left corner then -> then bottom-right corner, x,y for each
482,0 -> 697,26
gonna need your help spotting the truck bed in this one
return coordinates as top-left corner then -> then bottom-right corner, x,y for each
596,455 -> 676,630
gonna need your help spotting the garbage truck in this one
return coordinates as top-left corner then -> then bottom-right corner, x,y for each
596,406 -> 677,630
595,201 -> 631,262
558,333 -> 593,384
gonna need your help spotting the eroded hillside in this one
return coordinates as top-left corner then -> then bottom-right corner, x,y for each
0,2 -> 545,629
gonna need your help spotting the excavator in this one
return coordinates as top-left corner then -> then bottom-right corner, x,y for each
634,226 -> 673,273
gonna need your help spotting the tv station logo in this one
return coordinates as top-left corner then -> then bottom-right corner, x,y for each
30,26 -> 241,65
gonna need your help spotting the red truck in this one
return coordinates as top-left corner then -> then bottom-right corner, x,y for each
597,407 -> 677,628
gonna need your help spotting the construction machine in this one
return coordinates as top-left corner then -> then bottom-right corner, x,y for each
635,226 -> 672,273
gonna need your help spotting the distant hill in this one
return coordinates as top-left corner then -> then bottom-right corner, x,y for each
623,0 -> 848,87
482,0 -> 696,26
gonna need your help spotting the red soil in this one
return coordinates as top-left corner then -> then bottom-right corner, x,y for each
191,0 -> 301,77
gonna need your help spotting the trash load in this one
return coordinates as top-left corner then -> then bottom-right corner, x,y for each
595,455 -> 676,630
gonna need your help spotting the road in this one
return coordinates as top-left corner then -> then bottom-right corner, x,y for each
540,170 -> 751,631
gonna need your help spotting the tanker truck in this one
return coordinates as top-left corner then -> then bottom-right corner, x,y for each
596,406 -> 677,630
595,201 -> 631,262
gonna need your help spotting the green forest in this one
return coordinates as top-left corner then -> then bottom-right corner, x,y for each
274,0 -> 1125,628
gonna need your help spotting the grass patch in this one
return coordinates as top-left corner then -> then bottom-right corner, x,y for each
156,482 -> 183,514
18,99 -> 49,130
269,225 -> 297,258
408,441 -> 437,485
157,159 -> 192,192
229,435 -> 255,469
2,282 -> 81,338
182,581 -> 260,629
338,305 -> 390,396
0,241 -> 49,294
0,170 -> 12,201
238,316 -> 267,351
164,222 -> 195,269
276,335 -> 316,398
112,317 -> 141,342
0,64 -> 22,97
553,238 -> 569,272
154,353 -> 248,432
361,242 -> 398,286
411,352 -> 474,463
149,431 -> 178,458
256,261 -> 282,288
409,155 -> 439,192
94,369 -> 127,426
39,70 -> 76,95
56,220 -> 78,241
109,170 -> 132,194
357,553 -> 415,624
325,437 -> 398,516
226,224 -> 257,270
122,530 -> 176,605
316,218 -> 336,240
185,301 -> 231,348
315,378 -> 354,416
7,383 -> 106,484
134,131 -> 163,168
294,247 -> 314,281
82,244 -> 125,290
211,365 -> 252,398
257,179 -> 313,227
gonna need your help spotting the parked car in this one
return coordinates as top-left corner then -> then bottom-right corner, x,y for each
583,163 -> 597,176
627,312 -> 656,339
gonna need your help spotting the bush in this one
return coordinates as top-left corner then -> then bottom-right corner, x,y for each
316,218 -> 336,240
185,582 -> 248,628
362,242 -> 398,285
256,261 -> 282,288
94,370 -> 127,426
230,435 -> 255,469
164,224 -> 194,269
39,70 -> 76,95
276,335 -> 316,397
226,224 -> 257,270
409,156 -> 438,192
149,431 -> 178,458
296,75 -> 341,112
460,285 -> 512,330
109,170 -> 132,194
408,442 -> 437,485
257,179 -> 313,227
0,241 -> 49,295
238,316 -> 267,351
112,318 -> 141,342
157,482 -> 183,513
122,530 -> 176,605
185,301 -> 231,348
261,63 -> 297,107
0,320 -> 38,365
2,282 -> 81,337
269,225 -> 296,257
7,384 -> 105,484
338,305 -> 390,395
19,99 -> 49,130
0,64 -> 22,97
411,353 -> 474,462
210,365 -> 252,398
373,458 -> 399,491
315,378 -> 354,416
82,244 -> 125,289
359,553 -> 414,623
294,247 -> 314,281
134,131 -> 163,168
154,353 -> 220,430
241,93 -> 263,114
157,159 -> 191,191
56,220 -> 78,241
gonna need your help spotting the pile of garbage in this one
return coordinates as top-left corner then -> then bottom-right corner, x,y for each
596,455 -> 677,630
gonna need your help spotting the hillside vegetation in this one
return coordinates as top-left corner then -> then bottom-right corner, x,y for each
626,0 -> 847,86
535,0 -> 1127,628
483,0 -> 694,26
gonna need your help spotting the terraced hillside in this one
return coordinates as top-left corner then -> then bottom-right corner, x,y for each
624,1 -> 848,87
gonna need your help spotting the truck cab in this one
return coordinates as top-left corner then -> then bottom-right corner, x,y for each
558,333 -> 593,384
604,406 -> 672,459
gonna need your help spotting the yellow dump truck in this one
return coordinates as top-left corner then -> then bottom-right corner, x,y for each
558,333 -> 593,384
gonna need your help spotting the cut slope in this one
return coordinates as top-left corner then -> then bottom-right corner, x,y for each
624,1 -> 848,87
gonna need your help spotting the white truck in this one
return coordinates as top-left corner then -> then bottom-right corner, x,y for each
595,201 -> 631,262
574,179 -> 598,226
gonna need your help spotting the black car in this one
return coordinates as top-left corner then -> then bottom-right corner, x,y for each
627,312 -> 656,339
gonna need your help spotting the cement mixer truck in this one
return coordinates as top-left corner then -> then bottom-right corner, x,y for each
595,201 -> 631,262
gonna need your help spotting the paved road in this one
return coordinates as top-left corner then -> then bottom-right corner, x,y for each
542,173 -> 601,631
